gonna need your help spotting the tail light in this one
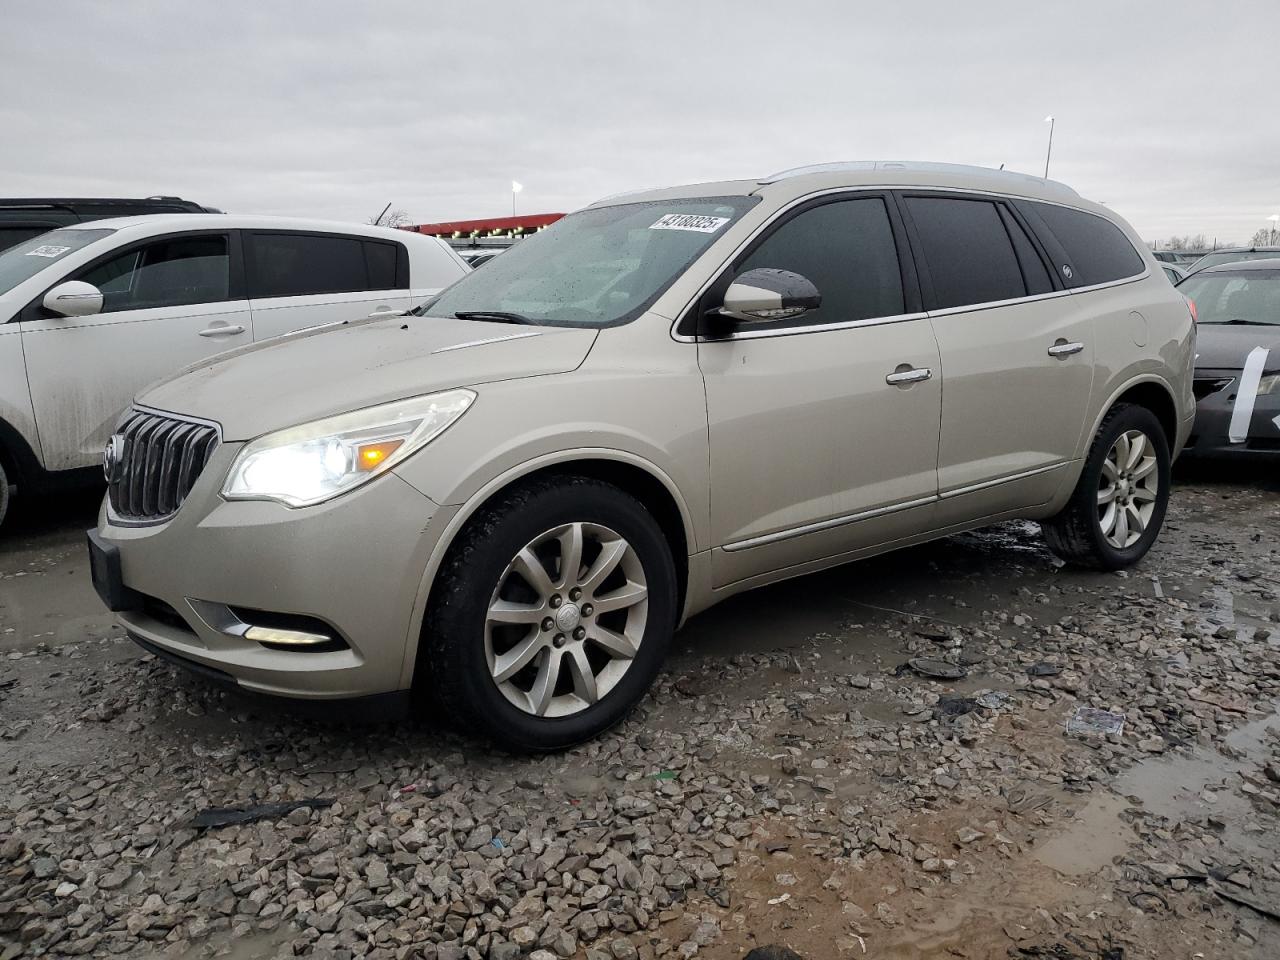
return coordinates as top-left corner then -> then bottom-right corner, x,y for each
1184,295 -> 1198,323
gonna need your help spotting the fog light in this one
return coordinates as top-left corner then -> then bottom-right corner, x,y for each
243,625 -> 333,647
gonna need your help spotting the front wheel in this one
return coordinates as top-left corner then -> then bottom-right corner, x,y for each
422,476 -> 677,751
1042,403 -> 1170,570
0,460 -> 9,531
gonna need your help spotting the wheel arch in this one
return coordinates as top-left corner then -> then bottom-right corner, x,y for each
0,414 -> 43,490
399,449 -> 695,690
1091,375 -> 1180,451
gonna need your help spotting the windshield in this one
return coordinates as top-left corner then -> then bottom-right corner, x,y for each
1187,251 -> 1280,274
1178,270 -> 1280,325
0,228 -> 114,297
416,196 -> 759,328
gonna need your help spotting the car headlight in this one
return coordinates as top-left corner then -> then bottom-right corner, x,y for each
223,389 -> 475,507
1257,374 -> 1280,396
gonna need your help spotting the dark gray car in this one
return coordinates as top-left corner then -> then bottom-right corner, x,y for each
1177,259 -> 1280,456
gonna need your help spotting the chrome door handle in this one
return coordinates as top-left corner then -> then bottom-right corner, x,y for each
886,367 -> 932,386
1048,340 -> 1084,358
198,324 -> 246,337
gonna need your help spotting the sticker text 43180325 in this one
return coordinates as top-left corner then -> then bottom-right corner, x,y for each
649,214 -> 729,234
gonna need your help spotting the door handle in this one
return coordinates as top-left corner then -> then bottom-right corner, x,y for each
886,366 -> 932,386
198,324 -> 246,338
1048,339 -> 1085,358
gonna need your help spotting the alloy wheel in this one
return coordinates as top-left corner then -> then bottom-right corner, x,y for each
484,521 -> 649,718
1096,429 -> 1159,549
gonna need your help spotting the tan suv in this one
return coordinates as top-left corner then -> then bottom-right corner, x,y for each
89,162 -> 1196,749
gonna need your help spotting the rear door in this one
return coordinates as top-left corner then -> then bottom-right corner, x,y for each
18,231 -> 251,470
898,193 -> 1094,523
245,232 -> 415,340
699,193 -> 941,587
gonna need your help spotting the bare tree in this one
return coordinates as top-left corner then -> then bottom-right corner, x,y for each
368,207 -> 413,229
1251,227 -> 1277,246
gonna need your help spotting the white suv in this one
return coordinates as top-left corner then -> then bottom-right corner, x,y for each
0,215 -> 468,525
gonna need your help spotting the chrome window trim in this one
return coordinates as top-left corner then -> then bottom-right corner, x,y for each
669,185 -> 1150,344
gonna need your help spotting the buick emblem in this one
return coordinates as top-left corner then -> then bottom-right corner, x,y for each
103,434 -> 126,484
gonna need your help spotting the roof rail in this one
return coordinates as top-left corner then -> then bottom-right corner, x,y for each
759,161 -> 1079,198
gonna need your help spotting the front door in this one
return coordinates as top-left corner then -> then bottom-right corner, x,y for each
19,232 -> 251,471
699,195 -> 942,588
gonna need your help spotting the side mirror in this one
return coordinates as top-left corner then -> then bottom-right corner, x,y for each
43,280 -> 103,318
717,268 -> 821,323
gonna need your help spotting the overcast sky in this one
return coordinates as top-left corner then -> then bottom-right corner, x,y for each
4,1 -> 1278,245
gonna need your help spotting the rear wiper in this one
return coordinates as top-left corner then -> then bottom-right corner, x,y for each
1207,318 -> 1271,326
454,311 -> 536,325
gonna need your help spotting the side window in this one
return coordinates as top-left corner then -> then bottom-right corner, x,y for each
247,233 -> 368,298
75,236 -> 229,313
903,197 -> 1026,309
364,241 -> 399,290
735,197 -> 905,331
1026,202 -> 1145,285
998,207 -> 1053,295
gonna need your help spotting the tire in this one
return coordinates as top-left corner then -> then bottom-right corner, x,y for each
421,476 -> 677,751
0,460 -> 9,531
1042,403 -> 1170,570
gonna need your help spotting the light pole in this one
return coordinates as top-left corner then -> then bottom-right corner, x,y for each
1268,214 -> 1279,245
511,181 -> 523,217
1043,115 -> 1055,179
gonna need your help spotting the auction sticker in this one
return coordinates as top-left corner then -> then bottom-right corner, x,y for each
25,245 -> 72,258
649,213 -> 729,233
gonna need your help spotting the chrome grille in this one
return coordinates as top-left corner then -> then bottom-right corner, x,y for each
107,409 -> 220,523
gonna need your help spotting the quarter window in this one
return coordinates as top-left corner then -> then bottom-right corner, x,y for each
735,197 -> 905,331
904,197 -> 1026,309
76,235 -> 229,313
1026,202 -> 1145,285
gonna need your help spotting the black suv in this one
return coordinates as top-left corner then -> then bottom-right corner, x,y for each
0,197 -> 219,251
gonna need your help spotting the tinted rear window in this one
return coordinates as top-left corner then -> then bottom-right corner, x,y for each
905,196 -> 1026,309
1027,202 -> 1145,285
247,233 -> 388,298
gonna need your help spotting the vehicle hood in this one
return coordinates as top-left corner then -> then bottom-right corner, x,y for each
139,316 -> 598,440
1194,324 -> 1280,372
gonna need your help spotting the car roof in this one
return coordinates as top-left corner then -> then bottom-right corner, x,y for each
590,160 -> 1082,208
55,213 -> 430,242
1196,246 -> 1280,255
1197,257 -> 1280,273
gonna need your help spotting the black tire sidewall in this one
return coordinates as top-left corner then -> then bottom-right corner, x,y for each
0,461 -> 8,530
1079,406 -> 1171,569
429,480 -> 676,751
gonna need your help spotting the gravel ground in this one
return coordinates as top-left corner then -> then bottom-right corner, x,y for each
1,467 -> 1279,960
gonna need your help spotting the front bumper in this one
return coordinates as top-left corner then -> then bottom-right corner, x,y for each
1182,369 -> 1280,457
92,444 -> 455,701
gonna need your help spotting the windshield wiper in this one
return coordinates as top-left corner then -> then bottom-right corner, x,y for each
454,311 -> 537,325
1207,318 -> 1272,325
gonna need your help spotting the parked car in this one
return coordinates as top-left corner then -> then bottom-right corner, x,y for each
1152,251 -> 1181,263
0,215 -> 468,526
1176,259 -> 1280,456
88,161 -> 1195,749
1184,246 -> 1280,275
0,196 -> 216,252
1161,262 -> 1187,284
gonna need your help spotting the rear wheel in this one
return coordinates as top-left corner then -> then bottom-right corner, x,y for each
422,476 -> 677,751
1042,403 -> 1170,570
